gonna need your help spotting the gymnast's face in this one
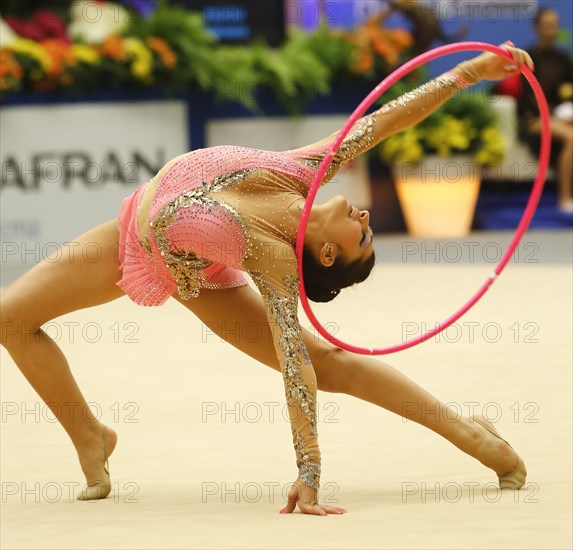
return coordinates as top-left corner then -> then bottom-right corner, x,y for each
312,195 -> 373,266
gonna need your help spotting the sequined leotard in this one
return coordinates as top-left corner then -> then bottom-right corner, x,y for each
116,73 -> 466,490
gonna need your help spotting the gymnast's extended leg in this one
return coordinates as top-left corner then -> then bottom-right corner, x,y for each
0,219 -> 518,495
173,285 -> 519,478
0,220 -> 124,492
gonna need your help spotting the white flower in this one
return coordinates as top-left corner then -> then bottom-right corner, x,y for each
69,1 -> 130,43
0,18 -> 18,47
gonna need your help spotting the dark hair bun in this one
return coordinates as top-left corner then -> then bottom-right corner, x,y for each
306,285 -> 341,303
300,242 -> 375,304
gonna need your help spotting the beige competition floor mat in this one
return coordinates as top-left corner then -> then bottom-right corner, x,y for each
1,261 -> 571,549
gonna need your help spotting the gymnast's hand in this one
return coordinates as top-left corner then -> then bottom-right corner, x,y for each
279,477 -> 347,516
455,41 -> 535,84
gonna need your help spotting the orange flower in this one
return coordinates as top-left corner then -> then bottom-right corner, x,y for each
41,39 -> 75,76
147,36 -> 177,68
368,29 -> 397,64
101,35 -> 125,61
0,49 -> 24,90
390,29 -> 414,49
355,50 -> 374,74
346,13 -> 414,74
0,50 -> 24,78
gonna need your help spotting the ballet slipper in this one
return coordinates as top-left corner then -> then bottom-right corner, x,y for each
77,427 -> 112,501
472,416 -> 527,490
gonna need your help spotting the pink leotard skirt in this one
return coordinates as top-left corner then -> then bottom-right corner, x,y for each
116,183 -> 248,306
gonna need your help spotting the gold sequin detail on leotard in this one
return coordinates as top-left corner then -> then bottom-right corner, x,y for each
147,170 -> 257,299
296,116 -> 375,184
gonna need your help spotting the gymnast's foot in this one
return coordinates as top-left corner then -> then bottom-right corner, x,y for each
470,415 -> 523,483
76,424 -> 117,500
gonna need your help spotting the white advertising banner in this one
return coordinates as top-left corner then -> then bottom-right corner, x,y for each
207,115 -> 372,209
1,100 -> 188,277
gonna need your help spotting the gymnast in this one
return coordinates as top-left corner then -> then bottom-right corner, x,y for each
0,43 -> 532,515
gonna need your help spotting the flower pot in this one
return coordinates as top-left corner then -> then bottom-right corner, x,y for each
393,155 -> 481,238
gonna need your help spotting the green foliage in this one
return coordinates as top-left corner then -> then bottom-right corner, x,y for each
290,25 -> 356,81
124,4 -> 235,94
125,4 -> 215,45
122,4 -> 334,112
2,1 -> 414,112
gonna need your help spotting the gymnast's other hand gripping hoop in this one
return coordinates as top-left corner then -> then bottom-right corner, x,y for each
295,41 -> 550,356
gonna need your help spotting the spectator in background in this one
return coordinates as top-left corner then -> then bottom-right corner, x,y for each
518,7 -> 573,213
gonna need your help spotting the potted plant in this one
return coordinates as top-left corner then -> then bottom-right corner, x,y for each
378,88 -> 506,237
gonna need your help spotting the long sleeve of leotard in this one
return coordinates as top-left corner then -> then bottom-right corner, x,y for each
288,71 -> 468,185
246,244 -> 321,490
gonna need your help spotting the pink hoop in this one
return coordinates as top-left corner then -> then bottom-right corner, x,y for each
295,41 -> 550,355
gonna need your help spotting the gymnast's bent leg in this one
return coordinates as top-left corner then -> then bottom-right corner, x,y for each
173,285 -> 519,478
0,219 -> 124,493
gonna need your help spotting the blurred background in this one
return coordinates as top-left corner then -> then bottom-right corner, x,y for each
1,0 -> 572,283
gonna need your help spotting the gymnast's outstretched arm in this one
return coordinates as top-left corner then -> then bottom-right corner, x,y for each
244,241 -> 346,515
286,42 -> 534,183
